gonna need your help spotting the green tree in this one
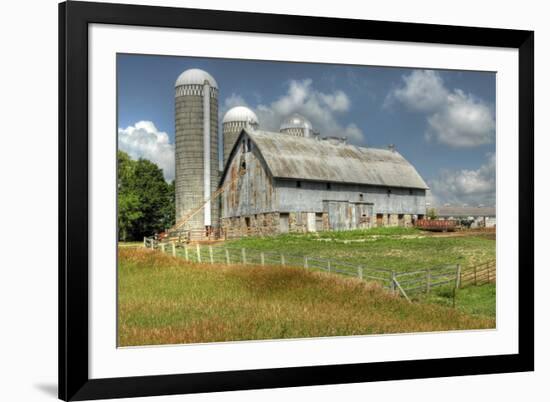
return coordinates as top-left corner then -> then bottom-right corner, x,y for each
427,208 -> 438,220
117,151 -> 175,241
118,192 -> 142,241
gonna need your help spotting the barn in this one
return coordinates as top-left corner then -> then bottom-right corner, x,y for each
220,128 -> 428,235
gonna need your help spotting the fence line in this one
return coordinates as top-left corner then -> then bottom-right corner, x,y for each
459,259 -> 496,287
143,236 -> 495,299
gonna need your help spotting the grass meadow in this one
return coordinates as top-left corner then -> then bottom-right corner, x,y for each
221,227 -> 496,272
417,283 -> 496,317
118,245 -> 495,347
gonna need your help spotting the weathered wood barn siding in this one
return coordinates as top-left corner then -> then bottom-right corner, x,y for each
277,180 -> 426,214
221,139 -> 280,234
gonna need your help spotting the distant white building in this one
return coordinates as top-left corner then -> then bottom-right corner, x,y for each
435,206 -> 496,228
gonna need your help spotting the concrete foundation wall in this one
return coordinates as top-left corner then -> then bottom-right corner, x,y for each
221,212 -> 280,236
221,211 -> 329,235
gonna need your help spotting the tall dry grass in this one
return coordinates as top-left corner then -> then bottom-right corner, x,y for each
118,248 -> 495,346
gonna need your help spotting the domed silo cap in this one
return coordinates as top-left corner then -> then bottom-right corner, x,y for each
279,113 -> 313,132
175,68 -> 218,88
222,106 -> 259,125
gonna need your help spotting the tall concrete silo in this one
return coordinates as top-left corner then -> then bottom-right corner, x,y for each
222,106 -> 259,167
174,68 -> 219,230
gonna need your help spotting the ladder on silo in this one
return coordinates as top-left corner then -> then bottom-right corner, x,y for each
166,167 -> 246,238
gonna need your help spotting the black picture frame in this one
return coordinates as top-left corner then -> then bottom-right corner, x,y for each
59,1 -> 534,400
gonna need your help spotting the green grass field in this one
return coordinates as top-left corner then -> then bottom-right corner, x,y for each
118,247 -> 495,346
417,283 -> 496,318
222,227 -> 496,272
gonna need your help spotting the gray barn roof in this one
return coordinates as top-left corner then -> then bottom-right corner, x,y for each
223,129 -> 428,189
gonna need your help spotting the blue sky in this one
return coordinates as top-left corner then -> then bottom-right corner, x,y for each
117,54 -> 496,206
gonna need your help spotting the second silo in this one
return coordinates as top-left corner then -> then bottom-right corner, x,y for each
222,106 -> 259,168
174,68 -> 220,230
279,113 -> 314,137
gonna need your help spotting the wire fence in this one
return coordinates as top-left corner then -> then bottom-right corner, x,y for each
143,237 -> 495,302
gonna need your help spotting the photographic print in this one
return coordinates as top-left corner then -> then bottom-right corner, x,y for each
59,3 -> 533,399
116,54 -> 497,347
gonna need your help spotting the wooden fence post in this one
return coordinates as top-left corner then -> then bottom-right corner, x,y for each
281,254 -> 285,266
160,243 -> 165,253
390,271 -> 396,293
327,260 -> 331,273
242,248 -> 246,264
358,267 -> 363,280
261,252 -> 265,266
455,264 -> 461,289
171,242 -> 176,257
426,268 -> 431,294
304,256 -> 309,269
225,249 -> 230,265
196,244 -> 201,263
143,237 -> 147,247
209,246 -> 214,264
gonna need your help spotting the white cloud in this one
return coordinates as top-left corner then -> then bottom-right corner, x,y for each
426,90 -> 495,147
318,90 -> 350,112
118,121 -> 174,182
387,70 -> 448,112
224,79 -> 364,143
387,70 -> 495,148
429,153 -> 495,206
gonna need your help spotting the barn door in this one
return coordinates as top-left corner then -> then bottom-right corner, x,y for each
356,204 -> 373,229
325,201 -> 355,231
315,213 -> 323,231
279,213 -> 289,233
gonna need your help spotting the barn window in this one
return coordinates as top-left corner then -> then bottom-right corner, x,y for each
387,189 -> 392,196
296,181 -> 302,188
247,139 -> 252,152
409,189 -> 413,195
359,193 -> 364,201
326,183 -> 331,190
